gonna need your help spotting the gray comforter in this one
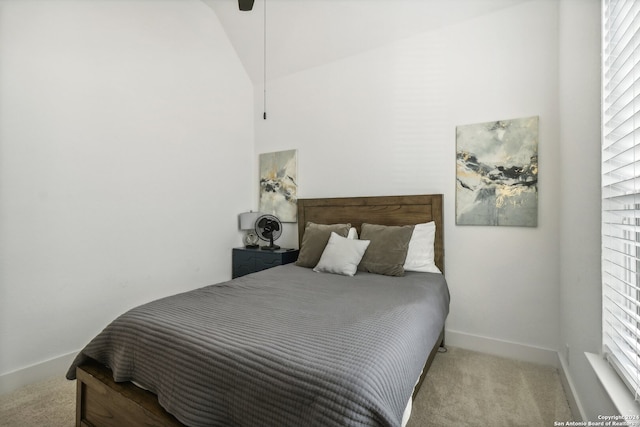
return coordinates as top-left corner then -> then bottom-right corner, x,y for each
67,264 -> 449,427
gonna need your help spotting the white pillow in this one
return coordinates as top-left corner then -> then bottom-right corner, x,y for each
347,227 -> 359,239
403,222 -> 441,274
314,232 -> 370,276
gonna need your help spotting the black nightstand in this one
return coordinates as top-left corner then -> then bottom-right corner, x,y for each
232,247 -> 299,279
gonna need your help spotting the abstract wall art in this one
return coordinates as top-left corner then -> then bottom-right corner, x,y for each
456,116 -> 539,227
259,149 -> 298,222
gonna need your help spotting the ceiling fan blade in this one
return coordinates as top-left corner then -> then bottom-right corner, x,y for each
238,0 -> 254,11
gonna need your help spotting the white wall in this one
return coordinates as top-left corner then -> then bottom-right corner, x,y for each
256,0 -> 562,357
0,0 -> 254,387
558,0 -> 618,419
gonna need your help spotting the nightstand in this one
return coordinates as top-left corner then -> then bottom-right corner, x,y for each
232,247 -> 299,279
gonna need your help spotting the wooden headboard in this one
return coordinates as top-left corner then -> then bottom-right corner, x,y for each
297,194 -> 444,273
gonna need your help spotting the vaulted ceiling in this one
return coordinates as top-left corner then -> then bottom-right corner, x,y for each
203,0 -> 529,85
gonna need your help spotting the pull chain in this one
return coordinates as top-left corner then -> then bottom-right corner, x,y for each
263,0 -> 267,120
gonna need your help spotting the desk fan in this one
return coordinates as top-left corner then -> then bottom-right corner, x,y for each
255,214 -> 282,250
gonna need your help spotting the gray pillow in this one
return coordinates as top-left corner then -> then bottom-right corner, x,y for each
358,223 -> 414,276
296,222 -> 351,268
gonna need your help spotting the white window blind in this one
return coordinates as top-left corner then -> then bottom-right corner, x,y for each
603,0 -> 640,399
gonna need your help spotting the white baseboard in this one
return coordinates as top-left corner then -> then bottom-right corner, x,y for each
444,329 -> 560,367
0,351 -> 78,395
558,352 -> 587,421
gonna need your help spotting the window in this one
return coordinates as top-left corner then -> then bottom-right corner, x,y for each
602,0 -> 640,399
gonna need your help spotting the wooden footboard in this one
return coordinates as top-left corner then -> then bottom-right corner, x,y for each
75,359 -> 183,427
75,328 -> 444,427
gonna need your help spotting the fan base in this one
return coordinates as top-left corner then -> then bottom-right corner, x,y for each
260,245 -> 280,251
245,244 -> 259,249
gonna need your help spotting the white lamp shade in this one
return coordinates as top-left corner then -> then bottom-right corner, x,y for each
239,211 -> 262,230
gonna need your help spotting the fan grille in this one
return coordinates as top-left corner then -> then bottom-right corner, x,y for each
255,214 -> 282,250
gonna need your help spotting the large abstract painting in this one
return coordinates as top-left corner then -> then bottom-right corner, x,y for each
259,149 -> 298,222
456,116 -> 538,226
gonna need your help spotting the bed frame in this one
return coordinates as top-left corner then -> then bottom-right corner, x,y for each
74,194 -> 445,427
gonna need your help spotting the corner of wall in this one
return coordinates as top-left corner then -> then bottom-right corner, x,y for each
558,351 -> 587,421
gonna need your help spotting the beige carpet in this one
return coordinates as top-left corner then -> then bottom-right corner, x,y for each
0,375 -> 75,427
0,347 -> 572,427
408,347 -> 573,426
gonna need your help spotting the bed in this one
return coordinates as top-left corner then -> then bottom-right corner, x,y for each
67,194 -> 449,427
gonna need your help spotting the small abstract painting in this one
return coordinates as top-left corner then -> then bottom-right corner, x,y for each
259,149 -> 298,222
456,116 -> 538,226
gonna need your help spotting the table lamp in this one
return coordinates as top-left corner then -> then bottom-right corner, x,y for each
238,211 -> 262,248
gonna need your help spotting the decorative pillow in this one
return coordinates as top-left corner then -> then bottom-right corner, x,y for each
358,223 -> 414,276
313,232 -> 370,276
296,222 -> 351,268
403,221 -> 441,273
347,227 -> 358,239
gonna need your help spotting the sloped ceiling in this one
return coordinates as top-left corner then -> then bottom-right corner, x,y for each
203,0 -> 529,85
